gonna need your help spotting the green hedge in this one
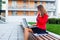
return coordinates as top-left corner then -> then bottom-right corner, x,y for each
48,18 -> 60,24
28,18 -> 60,24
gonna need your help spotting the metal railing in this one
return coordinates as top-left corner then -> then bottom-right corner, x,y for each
8,5 -> 56,11
8,5 -> 35,9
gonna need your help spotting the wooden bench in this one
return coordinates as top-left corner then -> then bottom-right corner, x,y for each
21,18 -> 60,40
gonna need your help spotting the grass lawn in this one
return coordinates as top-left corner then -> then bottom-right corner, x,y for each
28,22 -> 60,35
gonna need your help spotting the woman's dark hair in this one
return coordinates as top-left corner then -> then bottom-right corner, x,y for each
37,5 -> 47,16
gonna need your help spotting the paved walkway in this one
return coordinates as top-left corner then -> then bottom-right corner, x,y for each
0,22 -> 24,40
0,22 -> 60,40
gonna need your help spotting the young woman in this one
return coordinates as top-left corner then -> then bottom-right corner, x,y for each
24,5 -> 48,40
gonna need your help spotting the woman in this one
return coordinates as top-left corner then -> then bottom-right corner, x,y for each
24,5 -> 48,40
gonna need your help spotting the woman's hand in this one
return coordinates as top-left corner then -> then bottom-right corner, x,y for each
24,28 -> 33,33
28,28 -> 33,33
32,24 -> 37,26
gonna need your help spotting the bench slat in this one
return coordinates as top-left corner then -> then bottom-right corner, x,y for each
48,34 -> 60,40
47,34 -> 56,40
39,35 -> 48,40
43,35 -> 51,40
30,34 -> 60,40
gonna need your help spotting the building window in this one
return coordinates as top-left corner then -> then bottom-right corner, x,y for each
48,11 -> 51,16
34,1 -> 37,8
23,11 -> 26,16
12,11 -> 17,16
2,1 -> 6,4
12,1 -> 17,8
46,2 -> 51,9
46,2 -> 55,10
53,11 -> 56,16
40,2 -> 42,5
23,0 -> 26,8
34,11 -> 37,16
24,0 -> 26,2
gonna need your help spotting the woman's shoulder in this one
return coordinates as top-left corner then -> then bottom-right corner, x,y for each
37,13 -> 40,16
44,13 -> 48,17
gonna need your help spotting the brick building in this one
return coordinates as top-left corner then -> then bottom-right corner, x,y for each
0,0 -> 59,22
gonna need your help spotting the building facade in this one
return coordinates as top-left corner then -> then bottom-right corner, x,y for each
0,0 -> 2,10
1,0 -> 59,22
0,0 -> 6,23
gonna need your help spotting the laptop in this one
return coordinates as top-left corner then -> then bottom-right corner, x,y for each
22,18 -> 29,28
22,18 -> 36,28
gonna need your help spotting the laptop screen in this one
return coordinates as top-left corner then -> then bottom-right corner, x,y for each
22,18 -> 29,28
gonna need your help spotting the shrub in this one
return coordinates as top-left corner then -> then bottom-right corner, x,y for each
56,19 -> 60,24
48,18 -> 60,24
48,18 -> 56,24
28,18 -> 60,24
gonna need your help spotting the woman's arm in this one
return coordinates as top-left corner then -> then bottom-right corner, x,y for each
32,24 -> 37,26
37,13 -> 48,24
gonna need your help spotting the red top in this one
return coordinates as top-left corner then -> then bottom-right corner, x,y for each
36,13 -> 48,30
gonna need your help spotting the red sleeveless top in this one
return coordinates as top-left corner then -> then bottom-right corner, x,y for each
36,13 -> 48,30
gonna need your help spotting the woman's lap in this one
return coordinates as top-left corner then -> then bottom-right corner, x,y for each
31,27 -> 48,34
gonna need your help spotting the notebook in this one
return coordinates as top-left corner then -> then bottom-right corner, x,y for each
22,18 -> 29,28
